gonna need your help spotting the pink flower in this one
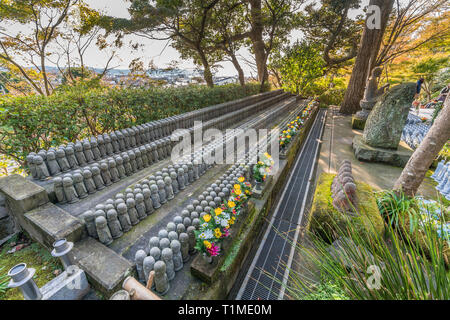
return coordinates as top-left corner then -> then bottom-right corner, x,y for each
207,243 -> 220,256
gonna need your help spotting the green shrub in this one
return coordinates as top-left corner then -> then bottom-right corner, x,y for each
318,88 -> 346,107
0,83 -> 265,169
266,202 -> 450,300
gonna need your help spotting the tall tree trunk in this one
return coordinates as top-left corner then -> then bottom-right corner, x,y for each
339,0 -> 394,114
199,51 -> 214,87
248,0 -> 268,91
394,95 -> 450,197
229,52 -> 245,86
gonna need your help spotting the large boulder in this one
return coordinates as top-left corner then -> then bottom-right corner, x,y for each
362,82 -> 416,149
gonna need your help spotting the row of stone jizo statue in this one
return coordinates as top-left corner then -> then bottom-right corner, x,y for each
331,160 -> 358,214
134,159 -> 254,295
431,160 -> 450,200
79,131 -> 254,244
51,142 -> 176,203
26,90 -> 283,180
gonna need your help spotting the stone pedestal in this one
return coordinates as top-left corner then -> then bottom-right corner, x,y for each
351,115 -> 366,130
41,265 -> 90,300
252,176 -> 273,199
352,135 -> 413,167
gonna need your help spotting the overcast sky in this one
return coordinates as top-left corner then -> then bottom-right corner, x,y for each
2,0 -> 369,77
82,0 -> 370,76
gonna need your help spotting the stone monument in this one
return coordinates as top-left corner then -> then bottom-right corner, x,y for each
353,82 -> 416,167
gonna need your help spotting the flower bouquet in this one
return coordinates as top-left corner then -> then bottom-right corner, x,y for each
252,153 -> 274,191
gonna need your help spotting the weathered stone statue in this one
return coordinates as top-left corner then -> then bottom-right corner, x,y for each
168,231 -> 178,242
150,247 -> 161,261
65,146 -> 79,169
73,172 -> 88,199
157,180 -> 167,204
116,203 -> 132,232
148,237 -> 160,251
97,135 -> 107,158
161,247 -> 175,281
142,188 -> 154,215
108,159 -> 120,183
363,82 -> 416,149
90,138 -> 102,161
26,153 -> 38,179
143,256 -> 156,284
126,198 -> 140,225
134,249 -> 147,282
115,156 -> 127,179
53,177 -> 66,203
177,168 -> 186,190
134,193 -> 147,221
159,236 -> 169,249
74,142 -> 87,167
150,184 -> 161,209
164,177 -> 175,200
107,209 -> 123,239
154,261 -> 169,294
100,162 -> 113,186
95,216 -> 113,246
128,150 -> 138,173
35,156 -> 50,180
179,233 -> 190,262
170,240 -> 183,271
91,165 -> 105,190
104,134 -> 114,155
82,210 -> 98,238
186,226 -> 196,254
83,141 -> 95,164
46,151 -> 61,176
134,148 -> 143,170
122,153 -> 133,176
353,82 -> 416,167
63,176 -> 79,203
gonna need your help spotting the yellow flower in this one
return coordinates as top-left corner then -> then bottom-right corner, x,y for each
263,174 -> 266,179
203,214 -> 211,222
214,228 -> 221,233
232,216 -> 236,221
234,188 -> 242,195
234,184 -> 241,190
245,190 -> 250,194
228,219 -> 234,225
287,135 -> 291,139
280,141 -> 284,145
214,207 -> 223,216
214,229 -> 222,238
258,161 -> 263,165
203,240 -> 212,249
238,177 -> 245,182
265,167 -> 271,173
228,201 -> 236,208
282,130 -> 287,134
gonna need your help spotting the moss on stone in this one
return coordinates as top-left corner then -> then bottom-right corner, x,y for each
220,239 -> 243,272
307,173 -> 384,243
0,234 -> 62,300
351,116 -> 366,130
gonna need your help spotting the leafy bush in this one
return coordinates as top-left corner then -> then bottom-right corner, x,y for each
267,205 -> 449,300
317,88 -> 346,107
0,83 -> 264,168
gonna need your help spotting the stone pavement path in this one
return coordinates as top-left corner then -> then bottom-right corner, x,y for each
315,106 -> 438,197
